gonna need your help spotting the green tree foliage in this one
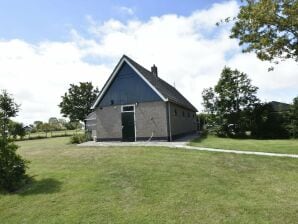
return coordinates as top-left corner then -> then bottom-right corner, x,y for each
9,121 -> 26,140
59,82 -> 99,122
31,118 -> 80,133
70,133 -> 90,144
0,140 -> 28,191
48,117 -> 64,131
251,103 -> 290,138
33,121 -> 43,132
229,0 -> 298,63
41,123 -> 52,136
202,67 -> 259,137
285,96 -> 298,137
215,67 -> 259,115
202,88 -> 216,115
48,117 -> 59,125
58,118 -> 67,128
0,90 -> 19,138
65,121 -> 83,130
0,90 -> 28,192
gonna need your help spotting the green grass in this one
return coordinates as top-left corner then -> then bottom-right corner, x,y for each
18,129 -> 84,141
190,135 -> 298,155
0,137 -> 297,223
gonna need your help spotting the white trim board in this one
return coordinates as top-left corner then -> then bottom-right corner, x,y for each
91,56 -> 166,109
121,104 -> 135,112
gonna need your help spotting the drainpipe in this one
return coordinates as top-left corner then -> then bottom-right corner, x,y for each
168,102 -> 172,141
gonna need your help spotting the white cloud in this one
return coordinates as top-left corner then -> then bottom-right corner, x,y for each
0,39 -> 111,124
118,6 -> 135,16
0,0 -> 297,124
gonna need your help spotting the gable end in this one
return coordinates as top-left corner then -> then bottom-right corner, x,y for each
91,57 -> 166,109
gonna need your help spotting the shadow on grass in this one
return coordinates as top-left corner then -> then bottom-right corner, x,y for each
191,131 -> 208,143
17,177 -> 62,196
0,177 -> 63,195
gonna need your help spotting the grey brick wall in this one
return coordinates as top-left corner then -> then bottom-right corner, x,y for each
168,102 -> 197,137
135,101 -> 168,139
95,101 -> 196,141
95,105 -> 122,139
95,101 -> 168,140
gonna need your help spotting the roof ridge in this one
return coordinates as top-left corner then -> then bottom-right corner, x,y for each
123,55 -> 152,74
123,55 -> 172,84
123,55 -> 197,111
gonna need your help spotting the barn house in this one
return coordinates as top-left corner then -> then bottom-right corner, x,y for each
89,55 -> 197,141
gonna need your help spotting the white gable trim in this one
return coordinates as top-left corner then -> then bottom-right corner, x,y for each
124,59 -> 166,101
91,57 -> 166,109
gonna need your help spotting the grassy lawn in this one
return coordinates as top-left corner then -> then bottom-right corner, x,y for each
190,135 -> 298,155
18,129 -> 84,140
0,137 -> 297,223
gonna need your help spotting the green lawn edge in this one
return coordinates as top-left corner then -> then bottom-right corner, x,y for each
189,135 -> 298,155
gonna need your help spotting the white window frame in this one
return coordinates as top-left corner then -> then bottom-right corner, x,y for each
121,104 -> 135,113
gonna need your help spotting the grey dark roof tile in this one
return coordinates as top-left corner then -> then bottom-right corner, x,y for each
124,55 -> 197,111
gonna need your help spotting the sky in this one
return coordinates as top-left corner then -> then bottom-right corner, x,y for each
0,0 -> 297,124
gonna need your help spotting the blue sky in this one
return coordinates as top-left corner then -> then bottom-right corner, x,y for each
0,0 -> 297,124
0,0 -> 224,42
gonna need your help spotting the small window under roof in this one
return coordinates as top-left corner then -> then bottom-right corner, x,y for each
122,105 -> 134,112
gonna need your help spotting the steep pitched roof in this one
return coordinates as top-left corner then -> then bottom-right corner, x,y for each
92,55 -> 197,112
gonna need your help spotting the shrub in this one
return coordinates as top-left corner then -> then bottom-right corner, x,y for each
0,139 -> 29,192
70,133 -> 90,144
9,121 -> 26,140
200,129 -> 209,138
251,103 -> 290,139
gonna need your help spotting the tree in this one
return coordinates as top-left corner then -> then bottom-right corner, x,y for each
59,82 -> 99,122
285,96 -> 298,138
65,121 -> 83,130
215,67 -> 259,116
229,0 -> 298,63
48,117 -> 63,131
202,87 -> 216,115
58,118 -> 67,128
41,123 -> 52,137
33,121 -> 43,132
251,103 -> 290,138
9,121 -> 26,140
201,88 -> 218,131
202,67 -> 259,137
0,139 -> 28,191
0,90 -> 19,139
0,90 -> 28,192
48,117 -> 59,125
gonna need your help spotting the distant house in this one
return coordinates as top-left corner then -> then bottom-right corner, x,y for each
87,55 -> 197,142
85,111 -> 97,138
23,125 -> 33,132
268,101 -> 291,113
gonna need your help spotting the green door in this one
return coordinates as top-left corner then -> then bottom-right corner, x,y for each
121,112 -> 135,141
